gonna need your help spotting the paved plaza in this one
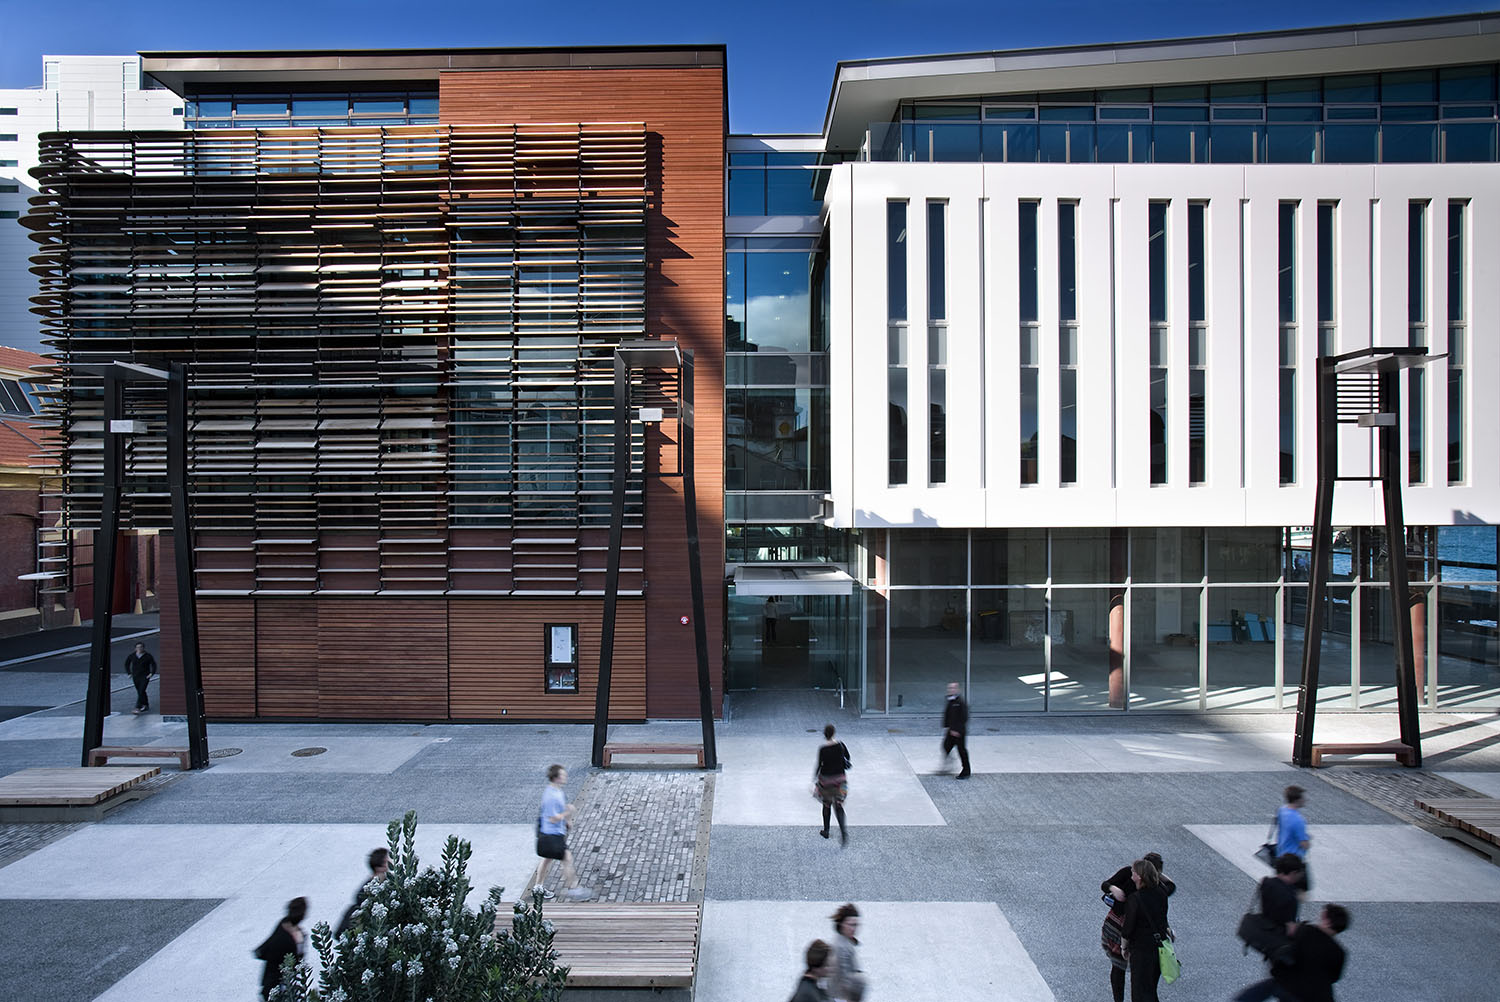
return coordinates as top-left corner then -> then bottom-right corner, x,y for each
2,621 -> 1499,1001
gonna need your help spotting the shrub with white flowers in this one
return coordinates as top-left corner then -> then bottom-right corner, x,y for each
271,811 -> 567,1002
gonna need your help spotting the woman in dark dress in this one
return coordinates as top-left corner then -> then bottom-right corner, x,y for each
1119,858 -> 1170,1002
255,896 -> 308,1001
1102,851 -> 1175,1002
813,723 -> 851,846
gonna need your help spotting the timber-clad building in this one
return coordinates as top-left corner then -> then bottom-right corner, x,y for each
27,49 -> 726,721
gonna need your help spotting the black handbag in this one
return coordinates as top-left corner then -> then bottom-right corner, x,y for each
1253,815 -> 1279,867
1236,887 -> 1296,966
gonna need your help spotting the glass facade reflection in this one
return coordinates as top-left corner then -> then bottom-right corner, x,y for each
870,65 -> 1500,164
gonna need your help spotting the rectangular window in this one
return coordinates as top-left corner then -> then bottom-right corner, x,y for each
888,201 -> 908,485
1149,201 -> 1169,484
0,108 -> 16,116
1408,201 -> 1426,484
928,201 -> 947,485
1059,201 -> 1079,484
0,183 -> 18,193
0,160 -> 17,167
1448,200 -> 1466,484
1188,201 -> 1207,484
1317,202 -> 1338,356
0,210 -> 18,220
1279,201 -> 1298,484
543,623 -> 579,694
0,135 -> 19,143
1020,200 -> 1040,484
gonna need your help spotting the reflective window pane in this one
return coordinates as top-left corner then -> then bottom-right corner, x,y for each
1132,528 -> 1205,583
1207,528 -> 1283,582
1048,588 -> 1122,710
891,529 -> 967,585
766,169 -> 823,215
971,588 -> 1047,711
1204,587 -> 1279,708
973,529 -> 1048,585
1052,529 -> 1121,585
1131,587 -> 1202,709
1436,583 -> 1500,709
728,169 -> 764,216
888,590 -> 966,712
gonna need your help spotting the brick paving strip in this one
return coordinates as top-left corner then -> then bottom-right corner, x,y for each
0,771 -> 182,867
535,770 -> 714,903
1315,767 -> 1490,835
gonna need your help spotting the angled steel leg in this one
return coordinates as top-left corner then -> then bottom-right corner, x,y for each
1292,361 -> 1337,768
169,363 -> 210,769
1378,369 -> 1422,765
592,355 -> 629,767
82,370 -> 122,766
680,350 -> 717,769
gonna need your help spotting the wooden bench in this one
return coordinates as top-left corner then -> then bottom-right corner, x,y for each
521,901 -> 700,995
601,742 -> 705,769
1416,797 -> 1500,863
87,746 -> 193,770
1308,740 -> 1416,767
0,765 -> 159,821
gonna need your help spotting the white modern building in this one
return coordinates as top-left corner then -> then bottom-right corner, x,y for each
0,56 -> 182,354
726,12 -> 1500,717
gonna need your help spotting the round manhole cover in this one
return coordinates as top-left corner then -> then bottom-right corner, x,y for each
209,747 -> 243,759
291,747 -> 327,758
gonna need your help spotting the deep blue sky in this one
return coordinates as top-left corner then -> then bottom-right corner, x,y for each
1,1 -> 1487,134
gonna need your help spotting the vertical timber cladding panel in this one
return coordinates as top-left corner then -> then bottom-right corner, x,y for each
317,598 -> 448,719
160,532 -> 259,716
448,598 -> 646,721
256,598 -> 318,717
441,66 -> 726,718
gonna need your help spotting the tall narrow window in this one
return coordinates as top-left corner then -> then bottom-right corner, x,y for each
1408,201 -> 1426,484
927,200 -> 947,485
1148,200 -> 1169,485
1317,202 -> 1337,357
1059,201 -> 1079,485
1448,200 -> 1466,484
888,201 -> 908,485
1187,201 -> 1207,484
1020,200 -> 1040,484
1278,201 -> 1298,484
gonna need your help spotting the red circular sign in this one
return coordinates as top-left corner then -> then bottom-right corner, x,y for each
679,615 -> 690,626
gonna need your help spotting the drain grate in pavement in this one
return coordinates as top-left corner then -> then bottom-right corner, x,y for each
209,747 -> 242,759
290,747 -> 327,757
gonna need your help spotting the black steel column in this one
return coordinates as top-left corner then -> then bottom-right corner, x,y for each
592,356 -> 630,767
82,368 -> 123,765
679,350 -> 717,769
168,363 -> 210,769
1292,360 -> 1337,767
1378,369 -> 1423,765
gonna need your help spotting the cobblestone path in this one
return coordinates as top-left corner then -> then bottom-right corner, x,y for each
1316,766 -> 1488,833
536,770 -> 713,903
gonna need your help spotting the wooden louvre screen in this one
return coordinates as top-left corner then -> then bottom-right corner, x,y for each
27,124 -> 651,597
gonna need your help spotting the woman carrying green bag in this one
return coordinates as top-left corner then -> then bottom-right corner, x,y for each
1121,857 -> 1174,1000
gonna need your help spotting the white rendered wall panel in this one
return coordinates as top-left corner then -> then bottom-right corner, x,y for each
826,162 -> 1499,530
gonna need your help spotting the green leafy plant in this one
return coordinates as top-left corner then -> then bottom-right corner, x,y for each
272,811 -> 568,1002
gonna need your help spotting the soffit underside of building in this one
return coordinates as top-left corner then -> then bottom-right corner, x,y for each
823,15 -> 1500,151
141,47 -> 727,95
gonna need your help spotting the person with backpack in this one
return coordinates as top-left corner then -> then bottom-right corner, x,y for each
1234,903 -> 1349,1002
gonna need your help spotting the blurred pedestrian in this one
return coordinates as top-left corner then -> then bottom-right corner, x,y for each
941,682 -> 971,778
335,847 -> 390,936
787,939 -> 834,1002
1233,903 -> 1349,1002
1102,851 -> 1175,1002
1276,785 -> 1312,891
829,903 -> 866,1001
1119,858 -> 1170,1002
253,896 -> 307,1001
535,764 -> 591,900
813,724 -> 850,846
123,642 -> 155,714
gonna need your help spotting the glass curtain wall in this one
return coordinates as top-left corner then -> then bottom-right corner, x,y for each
864,526 -> 1497,712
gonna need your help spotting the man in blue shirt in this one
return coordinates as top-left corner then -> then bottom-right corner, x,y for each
1276,785 -> 1311,891
535,764 -> 591,900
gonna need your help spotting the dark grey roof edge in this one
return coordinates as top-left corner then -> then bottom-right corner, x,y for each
140,44 -> 725,61
821,9 -> 1500,137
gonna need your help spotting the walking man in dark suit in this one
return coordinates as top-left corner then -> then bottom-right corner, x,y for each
123,642 -> 156,715
941,681 -> 971,778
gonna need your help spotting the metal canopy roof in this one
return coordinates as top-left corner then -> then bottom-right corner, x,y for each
732,564 -> 857,596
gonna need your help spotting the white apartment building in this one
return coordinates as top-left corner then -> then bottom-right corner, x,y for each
727,13 -> 1500,717
0,56 -> 182,354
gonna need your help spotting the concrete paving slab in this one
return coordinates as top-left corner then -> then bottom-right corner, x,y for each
897,731 -> 1294,774
698,900 -> 1055,1002
711,734 -> 944,827
1185,823 -> 1500,901
1438,771 -> 1500,798
0,671 -> 96,708
194,736 -> 435,774
0,822 -> 539,904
